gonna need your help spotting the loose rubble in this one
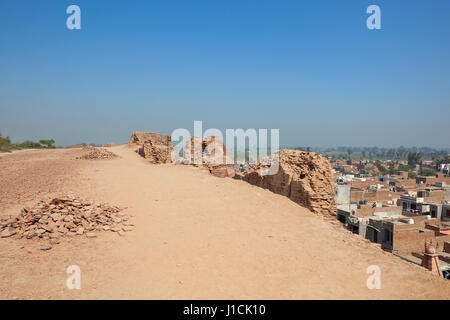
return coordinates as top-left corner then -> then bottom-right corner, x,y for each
0,196 -> 133,242
78,146 -> 118,160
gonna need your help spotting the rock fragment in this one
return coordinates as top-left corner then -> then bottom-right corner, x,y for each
1,227 -> 16,238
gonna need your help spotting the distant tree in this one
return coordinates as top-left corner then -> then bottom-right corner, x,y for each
388,165 -> 396,175
407,152 -> 422,166
0,131 -> 13,152
436,156 -> 450,166
39,139 -> 55,148
398,164 -> 414,172
421,168 -> 437,177
408,172 -> 417,179
363,167 -> 376,176
17,140 -> 41,148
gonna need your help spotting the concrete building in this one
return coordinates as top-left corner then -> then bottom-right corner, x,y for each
396,187 -> 448,219
381,216 -> 450,256
439,164 -> 450,175
443,204 -> 450,222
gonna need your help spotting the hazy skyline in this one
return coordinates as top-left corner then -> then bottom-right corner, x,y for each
1,0 -> 449,148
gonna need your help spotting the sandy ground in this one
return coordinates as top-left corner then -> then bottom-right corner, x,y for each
0,146 -> 449,299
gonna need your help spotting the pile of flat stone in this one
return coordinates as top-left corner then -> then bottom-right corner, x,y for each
78,146 -> 118,160
0,196 -> 132,241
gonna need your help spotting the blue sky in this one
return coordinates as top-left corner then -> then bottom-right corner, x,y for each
0,0 -> 449,147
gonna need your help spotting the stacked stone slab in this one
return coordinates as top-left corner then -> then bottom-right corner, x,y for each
129,132 -> 174,164
235,149 -> 336,216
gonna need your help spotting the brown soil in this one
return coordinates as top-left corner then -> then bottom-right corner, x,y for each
0,146 -> 448,299
0,149 -> 86,211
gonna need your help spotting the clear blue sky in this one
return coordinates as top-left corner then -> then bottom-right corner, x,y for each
1,0 -> 449,148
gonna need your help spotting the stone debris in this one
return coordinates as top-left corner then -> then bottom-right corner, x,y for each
209,165 -> 235,178
234,149 -> 336,216
1,227 -> 17,238
78,146 -> 118,160
0,195 -> 133,243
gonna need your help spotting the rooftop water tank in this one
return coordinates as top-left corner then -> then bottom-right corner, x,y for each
407,219 -> 414,224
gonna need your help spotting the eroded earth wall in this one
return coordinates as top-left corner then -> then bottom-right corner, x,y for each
235,150 -> 336,216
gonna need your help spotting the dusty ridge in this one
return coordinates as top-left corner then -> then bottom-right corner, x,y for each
0,146 -> 448,299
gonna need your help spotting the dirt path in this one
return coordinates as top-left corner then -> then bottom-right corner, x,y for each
0,146 -> 448,299
0,149 -> 36,157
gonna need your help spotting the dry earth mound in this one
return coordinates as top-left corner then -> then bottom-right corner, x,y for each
235,149 -> 336,216
0,196 -> 132,241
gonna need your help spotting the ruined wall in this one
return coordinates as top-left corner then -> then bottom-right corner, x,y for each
184,135 -> 230,166
129,132 -> 171,146
138,141 -> 173,164
236,150 -> 336,216
129,132 -> 173,164
183,136 -> 234,177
